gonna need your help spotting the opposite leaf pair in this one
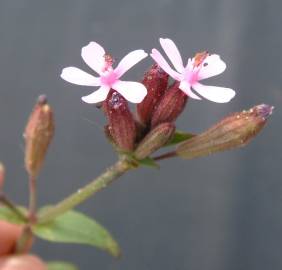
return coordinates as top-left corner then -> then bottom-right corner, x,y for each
61,38 -> 235,104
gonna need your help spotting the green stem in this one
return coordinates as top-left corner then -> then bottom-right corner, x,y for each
0,193 -> 27,222
38,158 -> 132,224
15,225 -> 33,254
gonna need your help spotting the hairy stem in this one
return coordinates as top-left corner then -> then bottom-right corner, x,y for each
38,158 -> 132,224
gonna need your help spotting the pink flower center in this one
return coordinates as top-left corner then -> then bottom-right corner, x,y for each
100,70 -> 118,86
183,67 -> 200,85
185,51 -> 209,85
186,70 -> 199,85
100,54 -> 118,86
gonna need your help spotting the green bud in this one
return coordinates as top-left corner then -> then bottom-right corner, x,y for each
176,104 -> 273,159
134,122 -> 175,160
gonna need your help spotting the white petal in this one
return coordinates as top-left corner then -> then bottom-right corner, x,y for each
112,80 -> 147,103
81,86 -> 110,103
193,82 -> 236,103
179,81 -> 202,100
61,67 -> 100,86
198,54 -> 226,80
81,41 -> 106,75
160,38 -> 184,73
150,49 -> 181,80
114,50 -> 148,77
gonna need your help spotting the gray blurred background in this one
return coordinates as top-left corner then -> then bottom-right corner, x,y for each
0,0 -> 281,269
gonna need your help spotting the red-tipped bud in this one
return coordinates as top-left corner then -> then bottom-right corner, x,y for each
137,64 -> 169,126
0,163 -> 5,190
176,104 -> 273,159
103,91 -> 136,152
151,82 -> 188,128
134,122 -> 175,160
24,95 -> 54,178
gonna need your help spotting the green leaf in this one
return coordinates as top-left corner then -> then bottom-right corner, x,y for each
47,261 -> 78,270
123,152 -> 159,169
0,206 -> 26,224
33,209 -> 121,258
165,130 -> 195,147
138,157 -> 159,168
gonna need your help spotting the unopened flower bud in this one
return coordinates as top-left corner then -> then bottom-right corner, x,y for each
176,104 -> 273,159
103,91 -> 136,152
137,64 -> 169,126
0,163 -> 5,190
151,82 -> 188,128
24,95 -> 54,178
134,122 -> 175,160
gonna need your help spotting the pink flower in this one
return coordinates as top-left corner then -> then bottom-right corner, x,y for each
151,38 -> 236,103
61,42 -> 148,103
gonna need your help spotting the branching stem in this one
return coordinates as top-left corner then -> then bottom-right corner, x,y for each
0,193 -> 27,222
38,158 -> 132,224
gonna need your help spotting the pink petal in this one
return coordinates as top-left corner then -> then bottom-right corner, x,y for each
81,42 -> 106,75
185,58 -> 193,69
197,54 -> 227,80
81,85 -> 110,103
61,67 -> 100,86
112,80 -> 147,103
150,49 -> 181,80
159,38 -> 184,73
114,50 -> 148,78
179,81 -> 202,100
192,82 -> 235,103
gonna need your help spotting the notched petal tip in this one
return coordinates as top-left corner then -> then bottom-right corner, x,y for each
136,49 -> 148,57
81,41 -> 106,74
150,48 -> 158,57
82,41 -> 105,53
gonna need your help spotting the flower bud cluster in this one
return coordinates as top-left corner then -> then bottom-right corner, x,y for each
103,64 -> 185,160
102,61 -> 274,163
61,39 -> 273,162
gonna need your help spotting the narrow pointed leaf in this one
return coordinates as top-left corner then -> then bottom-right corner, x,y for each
34,209 -> 121,258
138,157 -> 160,168
124,153 -> 159,169
47,261 -> 78,270
165,130 -> 195,146
0,206 -> 26,224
